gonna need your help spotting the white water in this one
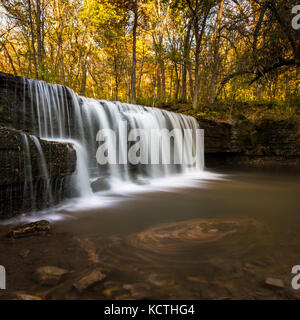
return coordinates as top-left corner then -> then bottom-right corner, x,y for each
23,79 -> 205,210
21,133 -> 34,210
30,135 -> 53,203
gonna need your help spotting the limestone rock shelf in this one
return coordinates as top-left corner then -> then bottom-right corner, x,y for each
0,127 -> 76,218
199,118 -> 300,167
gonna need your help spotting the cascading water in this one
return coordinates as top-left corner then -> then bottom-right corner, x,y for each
25,78 -> 204,206
21,133 -> 34,210
30,135 -> 53,203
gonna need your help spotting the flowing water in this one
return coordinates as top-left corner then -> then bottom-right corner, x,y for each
24,78 -> 204,207
0,168 -> 300,300
1,79 -> 299,299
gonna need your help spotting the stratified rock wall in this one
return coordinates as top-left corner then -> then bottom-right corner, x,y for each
0,72 -> 75,134
198,118 -> 300,167
0,127 -> 76,217
0,72 -> 77,218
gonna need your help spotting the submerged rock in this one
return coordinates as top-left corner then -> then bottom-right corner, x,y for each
73,268 -> 106,292
6,220 -> 51,238
265,277 -> 284,289
33,266 -> 69,286
123,283 -> 153,299
14,293 -> 42,300
91,177 -> 111,192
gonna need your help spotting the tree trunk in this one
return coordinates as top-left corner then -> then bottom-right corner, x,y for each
1,43 -> 17,76
156,64 -> 161,102
113,55 -> 119,100
188,59 -> 194,100
161,60 -> 166,103
174,63 -> 179,101
36,0 -> 44,77
181,20 -> 192,103
152,63 -> 157,106
28,0 -> 38,78
131,0 -> 138,104
209,0 -> 224,103
80,61 -> 87,96
169,68 -> 173,101
192,11 -> 209,109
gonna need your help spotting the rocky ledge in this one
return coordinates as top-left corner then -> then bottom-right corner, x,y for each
0,127 -> 76,218
198,118 -> 300,168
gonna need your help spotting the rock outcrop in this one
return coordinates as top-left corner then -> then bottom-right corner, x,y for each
198,118 -> 300,167
0,127 -> 76,217
0,72 -> 78,218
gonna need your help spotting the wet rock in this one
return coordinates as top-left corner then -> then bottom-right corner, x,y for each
91,177 -> 111,192
243,263 -> 257,275
135,178 -> 150,185
7,220 -> 51,238
265,277 -> 284,289
103,281 -> 122,298
13,293 -> 43,300
186,276 -> 203,283
0,126 -> 77,218
148,273 -> 167,287
33,266 -> 69,286
73,268 -> 106,292
244,263 -> 256,269
123,283 -> 153,299
73,237 -> 99,263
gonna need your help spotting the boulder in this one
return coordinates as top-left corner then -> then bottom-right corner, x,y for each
73,268 -> 106,292
265,277 -> 284,289
33,266 -> 69,286
6,220 -> 51,238
91,177 -> 111,192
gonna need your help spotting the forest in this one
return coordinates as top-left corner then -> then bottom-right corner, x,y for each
0,0 -> 299,121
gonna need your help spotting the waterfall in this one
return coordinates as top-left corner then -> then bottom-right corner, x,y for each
30,135 -> 53,203
25,78 -> 204,202
21,133 -> 34,210
70,140 -> 93,198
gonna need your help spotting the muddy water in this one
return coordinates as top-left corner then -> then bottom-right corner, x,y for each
1,168 -> 300,300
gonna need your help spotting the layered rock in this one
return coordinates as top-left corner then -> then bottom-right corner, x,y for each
198,118 -> 300,167
0,72 -> 78,218
0,127 -> 76,218
0,72 -> 75,134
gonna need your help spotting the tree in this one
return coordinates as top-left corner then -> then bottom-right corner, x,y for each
186,0 -> 213,108
131,0 -> 138,104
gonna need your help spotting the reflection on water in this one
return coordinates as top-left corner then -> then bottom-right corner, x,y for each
1,168 -> 300,299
